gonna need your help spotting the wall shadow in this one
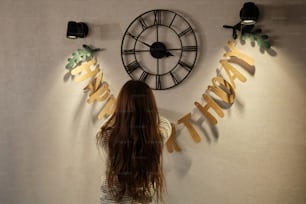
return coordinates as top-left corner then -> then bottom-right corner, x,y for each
88,23 -> 122,41
227,57 -> 256,76
193,116 -> 219,143
164,150 -> 192,179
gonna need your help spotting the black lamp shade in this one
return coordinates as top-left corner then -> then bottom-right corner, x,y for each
66,21 -> 89,39
240,2 -> 259,25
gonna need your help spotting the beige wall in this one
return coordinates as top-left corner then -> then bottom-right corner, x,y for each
1,0 -> 306,203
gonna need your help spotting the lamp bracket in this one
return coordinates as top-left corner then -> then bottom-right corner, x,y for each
223,22 -> 254,39
82,44 -> 103,55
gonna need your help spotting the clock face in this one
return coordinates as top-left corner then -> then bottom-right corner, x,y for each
121,9 -> 198,90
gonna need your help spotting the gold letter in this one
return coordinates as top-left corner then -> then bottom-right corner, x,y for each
224,41 -> 254,66
87,82 -> 110,104
178,113 -> 201,143
208,76 -> 236,104
98,95 -> 116,120
166,124 -> 182,153
83,71 -> 103,95
71,58 -> 100,83
194,94 -> 224,125
220,60 -> 247,89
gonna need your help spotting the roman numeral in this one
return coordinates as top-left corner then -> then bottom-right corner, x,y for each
138,17 -> 148,30
168,14 -> 177,28
139,71 -> 149,82
156,75 -> 162,90
122,49 -> 135,55
153,10 -> 161,25
178,26 -> 192,37
126,61 -> 140,73
170,72 -> 179,85
127,32 -> 137,40
178,60 -> 193,72
182,46 -> 197,52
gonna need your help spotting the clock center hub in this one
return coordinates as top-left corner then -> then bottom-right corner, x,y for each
150,42 -> 167,59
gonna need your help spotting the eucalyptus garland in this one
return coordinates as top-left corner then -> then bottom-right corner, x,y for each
241,27 -> 271,49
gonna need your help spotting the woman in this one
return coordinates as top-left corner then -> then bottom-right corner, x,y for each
97,80 -> 172,203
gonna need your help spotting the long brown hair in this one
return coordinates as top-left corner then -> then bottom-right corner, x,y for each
96,80 -> 165,203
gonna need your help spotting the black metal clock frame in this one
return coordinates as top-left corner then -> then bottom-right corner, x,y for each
121,9 -> 198,90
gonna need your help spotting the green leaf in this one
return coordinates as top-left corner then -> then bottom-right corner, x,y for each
261,35 -> 269,39
241,33 -> 247,41
249,33 -> 255,44
240,27 -> 272,49
65,48 -> 93,70
257,35 -> 271,49
65,57 -> 76,70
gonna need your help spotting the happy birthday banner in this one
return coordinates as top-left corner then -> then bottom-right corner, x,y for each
65,46 -> 116,120
167,41 -> 254,153
65,41 -> 254,153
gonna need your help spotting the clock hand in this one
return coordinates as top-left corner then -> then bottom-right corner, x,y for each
156,23 -> 159,42
127,33 -> 152,48
165,51 -> 173,57
164,46 -> 174,57
153,25 -> 172,57
138,39 -> 152,47
166,48 -> 182,51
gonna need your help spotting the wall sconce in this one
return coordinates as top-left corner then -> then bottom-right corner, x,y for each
240,2 -> 259,25
66,21 -> 89,39
223,2 -> 259,39
222,2 -> 270,48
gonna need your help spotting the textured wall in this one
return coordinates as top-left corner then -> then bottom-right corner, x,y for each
0,0 -> 306,204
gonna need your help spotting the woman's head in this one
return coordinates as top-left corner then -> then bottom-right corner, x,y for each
97,80 -> 165,203
114,80 -> 159,130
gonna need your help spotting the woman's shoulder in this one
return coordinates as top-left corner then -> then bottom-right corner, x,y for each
159,116 -> 172,143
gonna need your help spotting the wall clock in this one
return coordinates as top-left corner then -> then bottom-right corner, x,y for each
121,9 -> 198,90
